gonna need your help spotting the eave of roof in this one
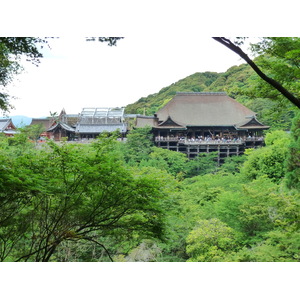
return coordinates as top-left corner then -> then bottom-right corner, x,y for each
235,125 -> 270,130
47,122 -> 75,132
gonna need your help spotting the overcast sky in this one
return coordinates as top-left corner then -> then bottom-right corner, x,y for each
3,0 -> 297,119
6,36 -> 248,118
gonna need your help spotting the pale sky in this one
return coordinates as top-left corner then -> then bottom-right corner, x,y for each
3,0 -> 296,119
6,36 -> 247,118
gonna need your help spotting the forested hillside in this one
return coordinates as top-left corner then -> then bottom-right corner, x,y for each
125,62 -> 296,130
0,114 -> 299,262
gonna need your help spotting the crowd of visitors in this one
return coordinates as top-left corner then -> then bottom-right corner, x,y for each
155,135 -> 264,144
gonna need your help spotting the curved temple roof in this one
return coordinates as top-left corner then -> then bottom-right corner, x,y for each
155,92 -> 262,127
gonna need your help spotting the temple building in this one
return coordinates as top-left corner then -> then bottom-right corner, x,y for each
43,107 -> 127,140
75,107 -> 127,139
0,119 -> 17,136
135,92 -> 269,162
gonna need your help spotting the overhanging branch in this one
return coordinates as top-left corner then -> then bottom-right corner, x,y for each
212,37 -> 300,109
82,237 -> 114,262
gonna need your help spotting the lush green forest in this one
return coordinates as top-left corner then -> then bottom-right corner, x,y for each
0,37 -> 299,262
0,113 -> 299,262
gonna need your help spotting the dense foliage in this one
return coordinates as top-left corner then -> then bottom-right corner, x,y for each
0,121 -> 299,262
0,133 -> 168,261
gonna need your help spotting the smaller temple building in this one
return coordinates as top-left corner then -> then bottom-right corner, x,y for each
135,92 -> 269,162
31,107 -> 127,141
75,107 -> 127,139
0,119 -> 17,136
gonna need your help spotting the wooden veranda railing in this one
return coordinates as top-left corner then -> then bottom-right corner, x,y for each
155,136 -> 264,145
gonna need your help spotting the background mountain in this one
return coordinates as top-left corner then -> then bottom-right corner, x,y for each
125,63 -> 295,130
11,116 -> 32,127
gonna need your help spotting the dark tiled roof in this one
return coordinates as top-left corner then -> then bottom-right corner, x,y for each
156,92 -> 259,127
235,116 -> 270,129
47,122 -> 75,132
30,118 -> 53,130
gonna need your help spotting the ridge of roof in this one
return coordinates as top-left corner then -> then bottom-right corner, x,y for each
47,122 -> 75,132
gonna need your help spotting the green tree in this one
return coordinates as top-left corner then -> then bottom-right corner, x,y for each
229,187 -> 300,262
21,123 -> 46,143
122,126 -> 154,164
232,230 -> 300,262
141,147 -> 188,178
0,135 -> 168,261
219,155 -> 247,174
212,176 -> 298,246
185,152 -> 218,177
0,135 -> 37,261
240,130 -> 290,183
285,111 -> 300,190
186,218 -> 238,262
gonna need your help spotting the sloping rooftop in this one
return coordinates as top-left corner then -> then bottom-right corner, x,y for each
30,118 -> 54,130
0,119 -> 16,131
47,122 -> 76,132
156,92 -> 257,127
0,119 -> 17,135
235,116 -> 269,130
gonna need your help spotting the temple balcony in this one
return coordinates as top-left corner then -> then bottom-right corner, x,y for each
155,136 -> 264,145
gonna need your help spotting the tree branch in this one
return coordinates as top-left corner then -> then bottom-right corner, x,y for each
212,37 -> 300,109
82,237 -> 114,262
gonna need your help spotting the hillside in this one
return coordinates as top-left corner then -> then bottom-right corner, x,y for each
125,63 -> 295,130
125,64 -> 254,115
125,71 -> 222,116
